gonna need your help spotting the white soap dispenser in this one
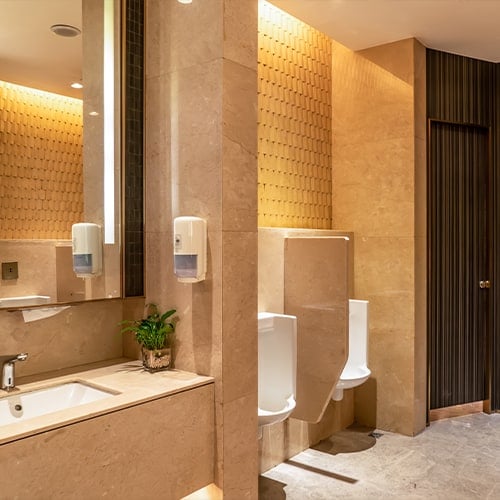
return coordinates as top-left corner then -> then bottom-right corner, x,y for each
71,223 -> 103,278
173,216 -> 207,283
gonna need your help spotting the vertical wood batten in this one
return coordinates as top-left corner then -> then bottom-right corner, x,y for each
428,122 -> 489,408
427,48 -> 497,411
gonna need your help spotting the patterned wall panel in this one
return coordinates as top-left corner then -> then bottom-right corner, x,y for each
0,81 -> 83,239
258,1 -> 332,229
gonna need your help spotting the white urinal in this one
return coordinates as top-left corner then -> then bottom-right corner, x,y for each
258,312 -> 297,428
332,299 -> 371,402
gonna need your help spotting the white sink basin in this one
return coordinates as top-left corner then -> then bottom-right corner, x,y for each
0,382 -> 115,426
0,295 -> 51,308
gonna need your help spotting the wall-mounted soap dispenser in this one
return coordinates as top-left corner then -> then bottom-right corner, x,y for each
71,223 -> 102,278
174,216 -> 207,283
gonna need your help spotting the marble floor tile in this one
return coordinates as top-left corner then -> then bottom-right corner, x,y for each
260,413 -> 500,499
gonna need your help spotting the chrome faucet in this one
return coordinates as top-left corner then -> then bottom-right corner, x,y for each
1,353 -> 28,392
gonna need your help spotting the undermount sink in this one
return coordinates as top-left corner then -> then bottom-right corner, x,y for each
0,295 -> 51,308
0,382 -> 116,426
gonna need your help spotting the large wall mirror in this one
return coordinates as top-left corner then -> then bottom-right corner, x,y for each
0,0 -> 143,309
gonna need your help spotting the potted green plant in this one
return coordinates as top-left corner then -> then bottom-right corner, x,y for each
120,303 -> 177,372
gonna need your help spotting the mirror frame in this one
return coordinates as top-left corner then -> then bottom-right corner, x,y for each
123,0 -> 145,298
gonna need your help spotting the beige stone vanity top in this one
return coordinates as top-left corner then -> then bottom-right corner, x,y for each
0,358 -> 214,445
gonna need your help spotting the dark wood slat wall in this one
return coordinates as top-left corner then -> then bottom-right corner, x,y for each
427,49 -> 495,126
493,65 -> 500,411
428,123 -> 489,408
427,49 -> 498,411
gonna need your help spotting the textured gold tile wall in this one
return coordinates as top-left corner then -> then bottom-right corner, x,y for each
258,1 -> 332,229
0,81 -> 83,239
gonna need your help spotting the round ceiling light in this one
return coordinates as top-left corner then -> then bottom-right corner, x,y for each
50,24 -> 81,37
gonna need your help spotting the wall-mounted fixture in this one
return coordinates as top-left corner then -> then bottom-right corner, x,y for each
331,299 -> 371,401
1,262 -> 18,281
72,223 -> 102,278
258,312 -> 297,429
50,24 -> 81,37
173,216 -> 207,283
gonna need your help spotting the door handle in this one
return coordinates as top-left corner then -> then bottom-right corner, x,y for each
479,280 -> 491,289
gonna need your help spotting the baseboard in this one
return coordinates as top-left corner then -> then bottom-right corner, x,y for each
429,401 -> 484,422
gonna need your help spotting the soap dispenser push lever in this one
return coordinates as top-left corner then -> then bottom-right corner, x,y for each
1,353 -> 28,392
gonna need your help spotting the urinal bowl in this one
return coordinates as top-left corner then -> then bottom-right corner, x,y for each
332,366 -> 371,401
258,394 -> 296,427
258,312 -> 297,429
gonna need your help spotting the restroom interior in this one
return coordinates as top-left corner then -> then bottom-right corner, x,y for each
0,0 -> 499,498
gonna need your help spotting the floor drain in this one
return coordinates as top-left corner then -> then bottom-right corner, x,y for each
369,431 -> 384,439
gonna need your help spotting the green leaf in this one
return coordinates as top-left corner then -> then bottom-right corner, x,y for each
119,303 -> 177,350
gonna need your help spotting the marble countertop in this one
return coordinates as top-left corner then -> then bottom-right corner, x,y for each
0,358 -> 214,445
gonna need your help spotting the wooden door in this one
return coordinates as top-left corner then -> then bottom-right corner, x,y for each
428,121 -> 490,409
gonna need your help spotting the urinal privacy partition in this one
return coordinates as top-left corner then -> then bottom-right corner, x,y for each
284,236 -> 349,423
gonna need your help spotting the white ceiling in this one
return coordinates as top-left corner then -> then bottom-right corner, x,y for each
1,0 -> 500,100
0,0 -> 82,98
271,0 -> 500,63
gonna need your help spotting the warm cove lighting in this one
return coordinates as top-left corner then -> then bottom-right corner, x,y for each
103,0 -> 115,244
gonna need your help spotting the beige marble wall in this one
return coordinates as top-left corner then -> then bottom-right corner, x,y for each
0,240 -> 58,301
0,239 -> 119,304
331,38 -> 427,436
0,300 -> 123,378
413,40 -> 427,434
145,0 -> 258,497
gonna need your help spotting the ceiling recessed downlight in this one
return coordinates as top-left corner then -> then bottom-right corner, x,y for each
50,24 -> 81,37
177,0 -> 193,4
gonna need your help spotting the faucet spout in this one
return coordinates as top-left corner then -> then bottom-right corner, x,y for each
1,352 -> 28,392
